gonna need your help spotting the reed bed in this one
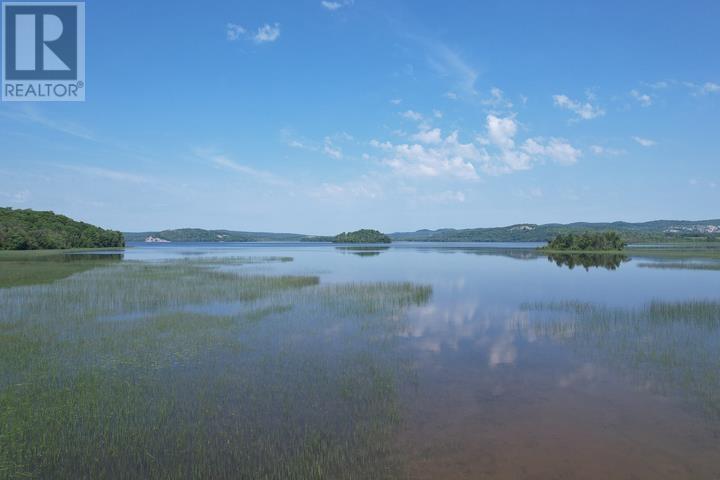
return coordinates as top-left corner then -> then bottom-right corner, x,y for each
521,300 -> 720,418
0,256 -> 431,479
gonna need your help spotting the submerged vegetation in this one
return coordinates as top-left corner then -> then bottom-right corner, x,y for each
637,261 -> 720,271
333,229 -> 392,244
522,300 -> 720,418
0,255 -> 431,478
0,208 -> 124,250
542,231 -> 625,252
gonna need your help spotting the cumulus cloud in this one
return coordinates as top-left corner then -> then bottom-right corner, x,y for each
410,127 -> 442,145
254,23 -> 280,43
320,0 -> 353,10
552,94 -> 605,120
400,110 -> 423,121
375,131 -> 481,180
630,89 -> 653,107
482,87 -> 513,109
226,22 -> 280,44
479,114 -> 581,172
226,23 -> 246,41
371,113 -> 581,180
632,136 -> 656,147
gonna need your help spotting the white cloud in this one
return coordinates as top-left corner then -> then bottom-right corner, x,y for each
410,127 -> 442,145
226,22 -> 280,44
376,131 -> 481,180
590,145 -> 626,156
632,136 -> 656,147
685,81 -> 720,96
321,0 -> 353,10
701,82 -> 720,94
226,23 -> 246,41
371,113 -> 580,180
323,137 -> 343,159
523,137 -> 581,166
254,23 -> 280,43
478,115 -> 581,173
424,42 -> 478,96
630,89 -> 653,107
390,98 -> 402,105
284,131 -> 348,160
444,91 -> 458,100
482,87 -> 513,109
400,110 -> 423,121
552,94 -> 605,120
196,150 -> 287,185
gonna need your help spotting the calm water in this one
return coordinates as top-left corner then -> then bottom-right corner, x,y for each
3,242 -> 720,478
121,242 -> 720,478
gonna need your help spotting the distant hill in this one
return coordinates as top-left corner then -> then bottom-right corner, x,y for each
124,220 -> 720,244
123,228 -> 331,243
389,220 -> 720,243
333,229 -> 391,244
0,208 -> 124,250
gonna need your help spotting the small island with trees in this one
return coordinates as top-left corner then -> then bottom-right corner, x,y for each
541,231 -> 626,252
333,229 -> 392,244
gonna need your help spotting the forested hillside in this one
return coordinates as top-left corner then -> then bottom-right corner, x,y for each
0,208 -> 124,250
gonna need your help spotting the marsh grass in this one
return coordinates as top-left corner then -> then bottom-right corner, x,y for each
637,261 -> 720,271
0,253 -> 123,288
0,256 -> 431,479
521,300 -> 720,418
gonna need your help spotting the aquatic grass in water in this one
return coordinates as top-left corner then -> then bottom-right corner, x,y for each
521,300 -> 720,418
0,256 -> 431,479
637,261 -> 720,271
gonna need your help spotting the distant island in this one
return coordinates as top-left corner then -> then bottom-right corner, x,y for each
541,231 -> 626,252
0,208 -> 124,250
333,229 -> 391,244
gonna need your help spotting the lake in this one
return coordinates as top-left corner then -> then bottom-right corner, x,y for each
1,242 -> 719,479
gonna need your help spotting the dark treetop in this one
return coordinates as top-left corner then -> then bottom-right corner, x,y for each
543,231 -> 626,251
333,229 -> 392,244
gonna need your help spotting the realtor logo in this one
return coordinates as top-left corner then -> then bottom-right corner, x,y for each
2,1 -> 85,101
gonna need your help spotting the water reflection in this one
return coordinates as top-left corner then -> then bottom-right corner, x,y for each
0,252 -> 123,288
335,246 -> 390,257
547,252 -> 629,270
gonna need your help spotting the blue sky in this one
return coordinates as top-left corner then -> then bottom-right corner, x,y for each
1,0 -> 719,234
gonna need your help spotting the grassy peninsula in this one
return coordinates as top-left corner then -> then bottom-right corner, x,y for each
0,208 -> 124,250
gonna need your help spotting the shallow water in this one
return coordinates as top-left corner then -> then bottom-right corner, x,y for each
2,242 -> 720,478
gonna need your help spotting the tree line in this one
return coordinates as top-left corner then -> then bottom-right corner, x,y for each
0,208 -> 124,250
544,231 -> 626,251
